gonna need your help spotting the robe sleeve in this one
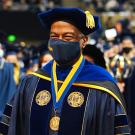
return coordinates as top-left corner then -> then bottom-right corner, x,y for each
9,76 -> 27,135
0,62 -> 16,118
0,103 -> 12,135
81,87 -> 131,135
114,104 -> 131,135
7,75 -> 39,135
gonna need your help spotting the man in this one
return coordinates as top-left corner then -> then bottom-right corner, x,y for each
38,51 -> 53,68
1,8 -> 130,135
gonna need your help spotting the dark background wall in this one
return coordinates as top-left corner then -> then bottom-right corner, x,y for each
0,11 -> 49,42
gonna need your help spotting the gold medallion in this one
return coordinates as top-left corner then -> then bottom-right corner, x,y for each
67,92 -> 84,107
50,116 -> 60,131
35,90 -> 51,106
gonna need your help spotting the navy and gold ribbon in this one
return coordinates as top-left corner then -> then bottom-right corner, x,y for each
51,55 -> 85,109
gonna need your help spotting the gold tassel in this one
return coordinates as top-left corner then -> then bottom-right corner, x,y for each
85,11 -> 95,29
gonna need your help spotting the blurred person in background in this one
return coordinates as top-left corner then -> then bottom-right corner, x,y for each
26,58 -> 39,74
2,0 -> 13,10
104,29 -> 135,133
82,44 -> 106,68
107,54 -> 133,93
5,52 -> 21,85
120,36 -> 135,134
105,16 -> 114,29
120,36 -> 134,60
114,19 -> 132,44
105,0 -> 120,12
2,7 -> 130,135
104,36 -> 134,93
39,51 -> 53,68
104,45 -> 120,59
0,43 -> 16,119
28,0 -> 47,12
16,49 -> 25,74
104,44 -> 120,70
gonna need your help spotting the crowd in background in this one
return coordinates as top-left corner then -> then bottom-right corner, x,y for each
82,0 -> 135,12
0,0 -> 62,11
0,0 -> 135,12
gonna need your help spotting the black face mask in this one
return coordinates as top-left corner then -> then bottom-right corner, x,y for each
48,39 -> 81,67
122,47 -> 132,54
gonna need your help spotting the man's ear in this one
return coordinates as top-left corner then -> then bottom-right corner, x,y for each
80,36 -> 88,48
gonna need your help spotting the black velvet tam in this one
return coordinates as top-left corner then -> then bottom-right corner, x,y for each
38,7 -> 101,35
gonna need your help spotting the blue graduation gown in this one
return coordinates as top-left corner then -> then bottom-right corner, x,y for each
0,60 -> 130,135
0,59 -> 16,118
124,66 -> 135,134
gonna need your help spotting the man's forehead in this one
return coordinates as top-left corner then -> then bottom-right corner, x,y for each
50,21 -> 81,34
